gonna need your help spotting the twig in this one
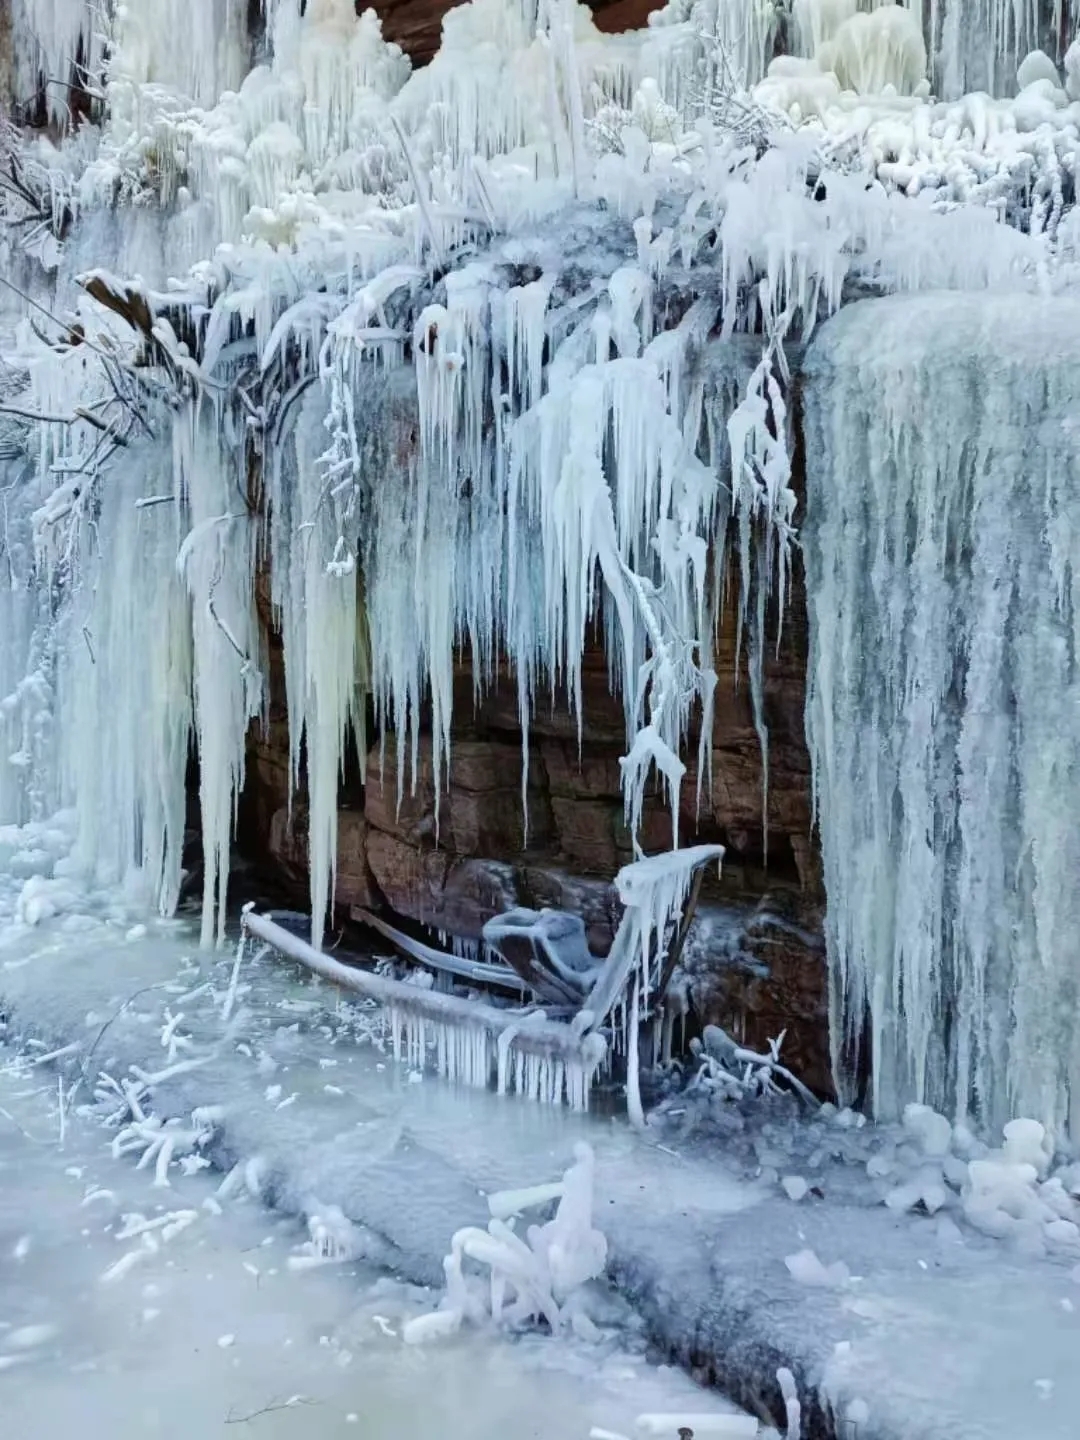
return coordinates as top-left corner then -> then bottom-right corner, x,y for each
0,274 -> 113,361
390,116 -> 445,269
0,1104 -> 46,1144
64,981 -> 172,1121
731,1043 -> 819,1109
0,402 -> 85,424
225,1396 -> 317,1424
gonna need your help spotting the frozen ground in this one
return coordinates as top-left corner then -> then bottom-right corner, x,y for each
0,1011 -> 746,1439
0,906 -> 1077,1439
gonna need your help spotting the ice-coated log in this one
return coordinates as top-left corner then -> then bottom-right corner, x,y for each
243,909 -> 607,1107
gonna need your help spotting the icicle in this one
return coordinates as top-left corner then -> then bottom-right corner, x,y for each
267,385 -> 366,950
0,455 -> 51,828
175,409 -> 260,946
626,976 -> 645,1128
50,441 -> 192,912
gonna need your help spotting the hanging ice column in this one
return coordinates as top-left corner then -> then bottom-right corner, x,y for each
0,453 -> 51,829
803,293 -> 1080,1142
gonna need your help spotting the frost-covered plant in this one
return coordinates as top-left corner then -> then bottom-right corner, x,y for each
687,1023 -> 819,1107
0,121 -> 75,270
403,1142 -> 607,1342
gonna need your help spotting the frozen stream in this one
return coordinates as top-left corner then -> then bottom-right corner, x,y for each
0,917 -> 748,1440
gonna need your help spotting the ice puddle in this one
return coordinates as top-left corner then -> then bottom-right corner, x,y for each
0,1044 -> 737,1439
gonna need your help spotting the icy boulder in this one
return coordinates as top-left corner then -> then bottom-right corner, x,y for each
16,874 -> 81,927
1002,1118 -> 1051,1177
961,1121 -> 1080,1250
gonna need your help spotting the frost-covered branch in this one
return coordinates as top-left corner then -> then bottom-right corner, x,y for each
688,1024 -> 819,1108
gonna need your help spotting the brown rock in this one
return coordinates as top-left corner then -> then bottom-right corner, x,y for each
682,899 -> 832,1099
366,734 -> 554,855
540,739 -> 623,800
364,828 -> 516,937
550,796 -> 618,874
266,805 -> 309,892
369,0 -> 663,68
335,809 -> 380,909
364,740 -> 437,845
266,804 -> 380,911
518,868 -> 621,956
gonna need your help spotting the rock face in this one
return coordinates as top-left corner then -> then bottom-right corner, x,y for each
375,0 -> 661,65
239,542 -> 830,1094
228,61 -> 829,1087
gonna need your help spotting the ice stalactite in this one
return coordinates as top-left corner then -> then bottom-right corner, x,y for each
176,413 -> 260,946
642,0 -> 780,105
350,248 -> 723,854
52,445 -> 193,911
0,455 -> 52,828
9,0 -> 103,121
105,0 -> 251,110
803,292 -> 1080,1142
1,286 -> 196,906
266,387 -> 368,950
930,0 -> 1080,98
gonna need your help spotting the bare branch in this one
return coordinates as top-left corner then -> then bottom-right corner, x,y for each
224,1397 -> 317,1425
0,403 -> 82,425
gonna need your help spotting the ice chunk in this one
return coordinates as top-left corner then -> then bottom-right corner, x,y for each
784,1249 -> 850,1288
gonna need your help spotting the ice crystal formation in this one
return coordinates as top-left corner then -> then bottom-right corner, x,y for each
2,0 -> 1080,1136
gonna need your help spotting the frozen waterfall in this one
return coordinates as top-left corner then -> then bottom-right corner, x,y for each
4,0 -> 1080,1140
803,293 -> 1080,1141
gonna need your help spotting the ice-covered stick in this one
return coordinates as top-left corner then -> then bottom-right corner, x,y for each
582,845 -> 724,1034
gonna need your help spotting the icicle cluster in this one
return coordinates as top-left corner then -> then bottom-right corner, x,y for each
803,291 -> 1080,1142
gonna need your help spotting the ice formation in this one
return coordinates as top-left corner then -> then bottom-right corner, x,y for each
2,0 -> 1080,1138
402,1141 -> 608,1342
804,293 -> 1080,1141
243,909 -> 607,1106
